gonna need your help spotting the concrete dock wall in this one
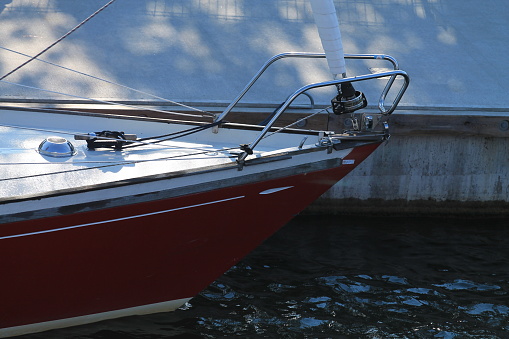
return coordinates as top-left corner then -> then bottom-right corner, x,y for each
308,112 -> 509,217
1,1 -> 508,109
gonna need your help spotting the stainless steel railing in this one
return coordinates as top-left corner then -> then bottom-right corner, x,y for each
216,52 -> 407,122
215,52 -> 410,162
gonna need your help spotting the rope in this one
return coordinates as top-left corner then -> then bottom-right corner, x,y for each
0,0 -> 117,81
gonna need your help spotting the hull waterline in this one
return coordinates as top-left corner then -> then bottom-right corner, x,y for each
0,142 -> 381,337
0,144 -> 378,336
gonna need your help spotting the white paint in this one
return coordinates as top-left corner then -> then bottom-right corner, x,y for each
259,186 -> 294,195
0,196 -> 245,240
0,297 -> 191,338
0,108 -> 332,215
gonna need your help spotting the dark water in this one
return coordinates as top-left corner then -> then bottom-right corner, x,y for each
22,215 -> 509,338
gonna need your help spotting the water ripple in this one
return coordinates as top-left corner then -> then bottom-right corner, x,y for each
20,216 -> 509,338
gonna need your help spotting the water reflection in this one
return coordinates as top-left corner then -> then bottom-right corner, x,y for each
186,215 -> 509,338
20,215 -> 509,338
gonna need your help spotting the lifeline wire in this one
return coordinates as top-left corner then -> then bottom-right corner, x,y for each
0,0 -> 117,81
0,79 -> 207,118
0,122 -> 220,151
0,46 -> 214,117
123,120 -> 225,149
262,106 -> 331,140
0,146 -> 240,182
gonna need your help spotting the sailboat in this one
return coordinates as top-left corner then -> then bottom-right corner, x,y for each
0,0 -> 408,337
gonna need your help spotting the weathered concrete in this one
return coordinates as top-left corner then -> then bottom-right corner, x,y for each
1,0 -> 508,110
308,131 -> 509,216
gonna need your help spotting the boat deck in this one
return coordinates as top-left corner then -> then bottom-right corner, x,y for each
0,108 -> 324,202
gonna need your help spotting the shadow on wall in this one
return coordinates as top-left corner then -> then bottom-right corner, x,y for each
0,0 -> 475,107
0,0 -> 12,13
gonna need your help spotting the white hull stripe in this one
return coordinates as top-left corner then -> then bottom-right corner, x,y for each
259,186 -> 294,195
0,297 -> 192,338
0,196 -> 244,240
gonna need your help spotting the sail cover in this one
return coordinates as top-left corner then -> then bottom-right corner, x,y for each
310,0 -> 346,78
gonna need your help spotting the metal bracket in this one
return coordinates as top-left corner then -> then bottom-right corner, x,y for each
74,131 -> 137,150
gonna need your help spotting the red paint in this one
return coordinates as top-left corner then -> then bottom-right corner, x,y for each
0,143 -> 380,330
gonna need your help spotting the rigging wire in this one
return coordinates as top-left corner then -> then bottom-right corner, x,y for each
0,0 -> 213,118
123,120 -> 225,149
0,146 -> 240,182
262,106 -> 331,140
0,122 -> 223,151
0,79 -> 208,118
0,46 -> 214,117
0,0 -> 117,81
0,0 -> 333,186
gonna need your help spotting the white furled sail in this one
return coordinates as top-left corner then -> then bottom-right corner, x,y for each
310,0 -> 346,78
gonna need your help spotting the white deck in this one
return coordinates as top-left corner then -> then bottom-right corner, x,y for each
0,109 -> 324,201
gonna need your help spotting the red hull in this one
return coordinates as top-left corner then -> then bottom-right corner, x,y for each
0,143 -> 380,334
